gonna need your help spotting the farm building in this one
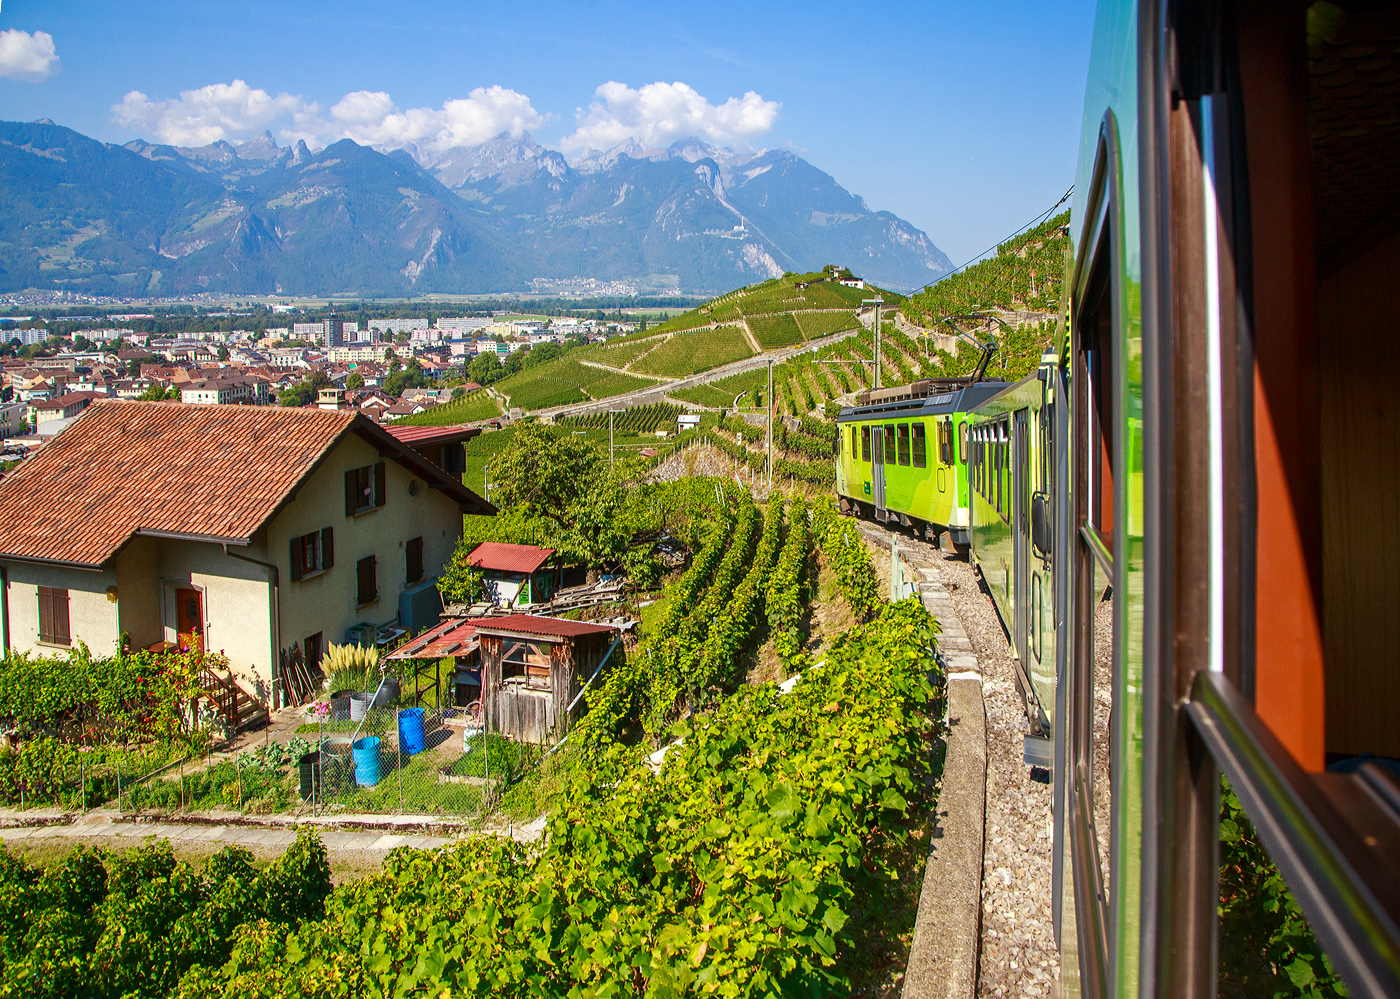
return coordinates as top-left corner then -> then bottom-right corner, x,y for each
467,542 -> 560,607
476,615 -> 619,743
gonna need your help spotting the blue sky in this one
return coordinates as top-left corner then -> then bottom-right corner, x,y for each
0,0 -> 1096,263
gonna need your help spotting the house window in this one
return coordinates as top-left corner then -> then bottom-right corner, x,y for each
406,536 -> 423,584
37,586 -> 70,646
897,424 -> 911,465
344,462 -> 387,516
356,555 -> 377,606
289,527 -> 334,582
912,423 -> 927,468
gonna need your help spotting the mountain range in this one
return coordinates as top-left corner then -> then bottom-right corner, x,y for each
0,119 -> 953,298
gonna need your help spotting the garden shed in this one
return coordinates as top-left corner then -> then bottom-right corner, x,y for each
476,615 -> 618,744
382,617 -> 481,707
467,542 -> 560,607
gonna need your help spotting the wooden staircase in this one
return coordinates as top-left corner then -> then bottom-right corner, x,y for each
199,666 -> 269,733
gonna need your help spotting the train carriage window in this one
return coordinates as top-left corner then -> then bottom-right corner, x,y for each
861,426 -> 871,462
959,422 -> 968,463
938,421 -> 952,465
884,425 -> 896,465
912,423 -> 927,468
850,426 -> 858,459
897,424 -> 911,465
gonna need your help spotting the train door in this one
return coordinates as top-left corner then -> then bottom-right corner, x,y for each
1013,409 -> 1031,662
871,422 -> 886,515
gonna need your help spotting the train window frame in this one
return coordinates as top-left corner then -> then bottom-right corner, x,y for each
912,422 -> 927,468
897,423 -> 911,465
850,426 -> 858,460
861,426 -> 871,462
883,425 -> 896,466
959,421 -> 968,463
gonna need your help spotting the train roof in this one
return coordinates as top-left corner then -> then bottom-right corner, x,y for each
836,378 -> 1009,423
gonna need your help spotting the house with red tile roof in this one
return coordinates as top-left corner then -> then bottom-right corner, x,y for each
0,400 -> 494,691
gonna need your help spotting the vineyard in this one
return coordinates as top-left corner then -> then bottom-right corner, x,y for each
747,313 -> 805,350
557,402 -> 687,435
629,326 -> 754,377
496,357 -> 658,410
389,388 -> 501,427
575,334 -> 666,369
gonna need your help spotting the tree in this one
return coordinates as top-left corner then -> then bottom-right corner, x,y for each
487,423 -> 604,513
346,371 -> 365,390
467,351 -> 502,385
217,346 -> 230,361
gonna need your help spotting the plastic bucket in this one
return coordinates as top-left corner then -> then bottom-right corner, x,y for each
298,751 -> 321,801
352,736 -> 381,787
398,707 -> 426,756
373,677 -> 400,708
349,692 -> 374,722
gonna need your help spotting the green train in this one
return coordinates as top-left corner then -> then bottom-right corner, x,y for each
835,1 -> 1400,994
833,377 -> 1009,549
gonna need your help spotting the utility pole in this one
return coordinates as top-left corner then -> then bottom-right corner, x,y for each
863,297 -> 884,389
766,359 -> 774,490
483,463 -> 489,499
609,409 -> 622,469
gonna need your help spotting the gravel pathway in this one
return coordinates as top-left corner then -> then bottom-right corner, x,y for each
859,525 -> 1060,997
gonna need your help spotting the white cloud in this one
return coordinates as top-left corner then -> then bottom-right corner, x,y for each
302,85 -> 546,157
561,81 -> 779,153
112,79 -> 313,146
0,28 -> 59,82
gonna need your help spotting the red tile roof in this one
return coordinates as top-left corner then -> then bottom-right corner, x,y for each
385,424 -> 484,446
474,614 -> 616,640
0,400 -> 494,567
466,542 -> 555,574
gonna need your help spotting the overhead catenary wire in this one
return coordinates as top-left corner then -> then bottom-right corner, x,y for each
927,187 -> 1074,288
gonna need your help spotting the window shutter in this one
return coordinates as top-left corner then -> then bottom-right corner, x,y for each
374,461 -> 387,508
345,469 -> 357,517
54,589 -> 70,645
407,537 -> 423,584
37,586 -> 53,643
290,536 -> 305,582
321,527 -> 334,570
368,555 -> 377,602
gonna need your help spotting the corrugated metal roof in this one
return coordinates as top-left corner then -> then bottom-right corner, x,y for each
383,617 -> 478,660
0,400 -> 494,567
475,614 -> 617,640
466,542 -> 555,574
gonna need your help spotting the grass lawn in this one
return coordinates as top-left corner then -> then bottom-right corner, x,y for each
630,326 -> 754,377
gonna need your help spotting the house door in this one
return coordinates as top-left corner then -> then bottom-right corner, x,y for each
175,588 -> 203,650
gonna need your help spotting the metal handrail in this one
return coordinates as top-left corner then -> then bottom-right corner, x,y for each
1079,524 -> 1113,576
1185,670 -> 1400,999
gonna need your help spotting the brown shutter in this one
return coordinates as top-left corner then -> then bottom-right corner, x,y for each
290,536 -> 305,582
53,589 -> 70,645
321,527 -> 334,570
374,461 -> 387,508
37,586 -> 53,643
406,537 -> 423,584
357,555 -> 377,605
345,469 -> 357,516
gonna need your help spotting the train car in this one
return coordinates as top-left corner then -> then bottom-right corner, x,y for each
834,378 -> 1007,546
967,357 -> 1061,751
997,1 -> 1400,996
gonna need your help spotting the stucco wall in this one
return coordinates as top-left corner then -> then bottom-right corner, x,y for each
2,561 -> 119,656
269,433 -> 463,674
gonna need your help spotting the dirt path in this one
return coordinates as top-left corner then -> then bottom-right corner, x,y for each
856,523 -> 1060,998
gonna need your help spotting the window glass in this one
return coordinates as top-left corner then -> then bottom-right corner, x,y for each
897,424 -> 911,465
861,426 -> 871,462
959,422 -> 968,463
912,423 -> 927,468
884,425 -> 896,465
345,462 -> 387,516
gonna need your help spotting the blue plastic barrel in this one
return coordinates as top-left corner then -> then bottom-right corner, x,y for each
352,736 -> 381,787
398,707 -> 426,756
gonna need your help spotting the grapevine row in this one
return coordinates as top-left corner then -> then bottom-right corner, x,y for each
765,498 -> 813,671
694,498 -> 785,692
814,505 -> 883,621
